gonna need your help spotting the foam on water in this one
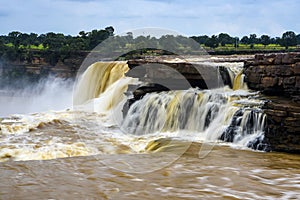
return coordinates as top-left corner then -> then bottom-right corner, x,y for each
0,61 -> 269,162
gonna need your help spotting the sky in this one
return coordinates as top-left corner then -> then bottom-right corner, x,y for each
0,0 -> 299,37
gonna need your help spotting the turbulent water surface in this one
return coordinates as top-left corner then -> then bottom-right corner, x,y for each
1,142 -> 299,199
0,61 -> 299,199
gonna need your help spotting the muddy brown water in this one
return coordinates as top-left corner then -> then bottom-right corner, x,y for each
1,142 -> 299,200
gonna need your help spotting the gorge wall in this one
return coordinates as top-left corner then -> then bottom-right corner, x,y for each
0,52 -> 87,88
263,100 -> 300,153
244,53 -> 300,153
244,53 -> 300,102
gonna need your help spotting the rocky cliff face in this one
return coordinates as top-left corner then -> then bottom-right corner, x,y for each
127,59 -> 233,90
263,100 -> 300,153
0,52 -> 87,88
244,53 -> 300,102
244,53 -> 300,153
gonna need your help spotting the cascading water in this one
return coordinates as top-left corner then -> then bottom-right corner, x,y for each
232,71 -> 248,90
73,62 -> 139,116
74,61 -> 268,151
122,88 -> 267,150
73,61 -> 133,106
0,60 -> 269,162
220,108 -> 267,149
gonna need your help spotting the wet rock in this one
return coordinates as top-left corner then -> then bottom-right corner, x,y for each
220,109 -> 244,143
220,108 -> 269,151
218,66 -> 233,88
127,59 -> 237,90
133,83 -> 170,100
283,76 -> 296,85
261,77 -> 278,87
274,53 -> 283,64
265,109 -> 287,117
124,54 -> 300,153
244,52 -> 300,102
263,100 -> 300,153
294,63 -> 300,75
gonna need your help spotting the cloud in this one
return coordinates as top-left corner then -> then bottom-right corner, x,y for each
0,0 -> 299,37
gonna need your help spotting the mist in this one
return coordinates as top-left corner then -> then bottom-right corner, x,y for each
0,76 -> 74,117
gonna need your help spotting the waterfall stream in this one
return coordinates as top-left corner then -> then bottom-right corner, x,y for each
74,61 -> 268,151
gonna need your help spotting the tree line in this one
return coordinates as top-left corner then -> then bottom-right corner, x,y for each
0,26 -> 114,63
191,31 -> 300,49
0,26 -> 299,64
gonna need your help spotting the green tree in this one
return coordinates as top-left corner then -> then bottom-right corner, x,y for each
249,34 -> 257,44
19,33 -> 30,48
218,33 -> 234,46
29,33 -> 39,46
105,26 -> 115,36
79,31 -> 87,38
274,37 -> 281,45
296,34 -> 300,45
260,35 -> 271,47
191,35 -> 209,44
8,31 -> 21,49
204,35 -> 219,49
87,29 -> 110,49
240,36 -> 249,44
157,35 -> 176,51
281,31 -> 297,49
45,32 -> 66,50
0,39 -> 5,56
38,34 -> 47,48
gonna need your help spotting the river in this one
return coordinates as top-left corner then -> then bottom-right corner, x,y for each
1,141 -> 299,199
0,61 -> 299,199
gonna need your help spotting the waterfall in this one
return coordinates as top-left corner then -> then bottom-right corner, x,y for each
122,89 -> 267,150
220,108 -> 267,150
73,61 -> 139,114
73,61 -> 130,105
233,71 -> 248,90
74,61 -> 268,151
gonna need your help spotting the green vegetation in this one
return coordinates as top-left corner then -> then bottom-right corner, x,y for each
192,31 -> 300,52
0,27 -> 299,65
0,26 -> 114,64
